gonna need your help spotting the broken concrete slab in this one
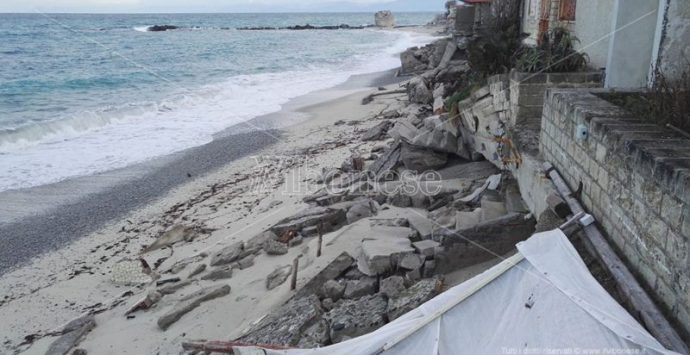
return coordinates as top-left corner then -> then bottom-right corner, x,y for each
367,141 -> 401,179
45,314 -> 96,355
361,120 -> 394,141
398,254 -> 424,271
479,191 -> 507,222
434,161 -> 500,181
357,226 -> 415,276
412,240 -> 441,259
296,252 -> 354,299
209,241 -> 244,266
455,209 -> 483,230
238,295 -> 323,347
342,277 -> 377,299
387,278 -> 441,321
158,284 -> 231,330
346,200 -> 374,224
297,319 -> 331,348
158,279 -> 193,295
405,211 -> 436,240
400,142 -> 447,172
125,290 -> 162,315
266,265 -> 293,290
322,280 -> 346,302
271,206 -> 347,236
325,294 -> 388,344
380,275 -> 406,298
237,255 -> 255,270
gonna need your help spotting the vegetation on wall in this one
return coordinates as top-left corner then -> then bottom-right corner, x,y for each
515,27 -> 589,73
601,67 -> 690,132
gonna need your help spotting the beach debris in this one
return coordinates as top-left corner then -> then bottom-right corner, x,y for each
345,200 -> 374,224
45,314 -> 96,355
356,226 -> 415,276
166,253 -> 206,274
200,265 -> 234,281
325,294 -> 387,344
266,265 -> 292,290
237,255 -> 255,270
400,142 -> 448,172
380,275 -> 407,298
71,349 -> 87,355
270,206 -> 347,237
125,290 -> 162,315
209,241 -> 244,266
361,120 -> 394,141
342,277 -> 377,299
367,142 -> 402,179
290,257 -> 300,290
412,240 -> 441,259
264,238 -> 288,255
387,278 -> 442,321
187,264 -> 206,278
321,280 -> 346,302
296,252 -> 354,299
238,295 -> 323,347
156,277 -> 181,286
110,258 -> 154,286
157,284 -> 231,330
142,224 -> 198,253
278,230 -> 299,244
158,279 -> 193,295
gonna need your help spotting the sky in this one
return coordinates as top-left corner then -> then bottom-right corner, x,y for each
0,0 -> 442,13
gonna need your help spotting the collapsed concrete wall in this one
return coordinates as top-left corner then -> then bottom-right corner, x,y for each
540,89 -> 690,335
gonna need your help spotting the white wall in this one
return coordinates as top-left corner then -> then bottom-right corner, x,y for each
574,0 -> 615,70
657,0 -> 690,79
605,0 -> 661,88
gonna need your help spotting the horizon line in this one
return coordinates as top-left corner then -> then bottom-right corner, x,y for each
0,10 -> 441,15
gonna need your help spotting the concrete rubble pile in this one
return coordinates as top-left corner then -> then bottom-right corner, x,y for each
233,34 -> 538,349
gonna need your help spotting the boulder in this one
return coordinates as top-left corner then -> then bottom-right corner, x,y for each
264,238 -> 288,255
374,10 -> 395,27
400,142 -> 447,172
266,265 -> 292,290
380,275 -> 406,298
361,120 -> 393,141
387,278 -> 441,320
238,295 -> 324,347
322,280 -> 346,301
407,77 -> 433,105
187,263 -> 207,278
325,294 -> 388,343
158,285 -> 231,330
342,277 -> 378,299
296,252 -> 355,299
410,127 -> 458,154
243,231 -> 276,257
209,241 -> 244,266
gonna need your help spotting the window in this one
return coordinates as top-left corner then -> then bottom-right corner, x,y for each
559,0 -> 577,21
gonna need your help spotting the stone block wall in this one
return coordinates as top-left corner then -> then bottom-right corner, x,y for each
509,69 -> 604,128
540,89 -> 690,335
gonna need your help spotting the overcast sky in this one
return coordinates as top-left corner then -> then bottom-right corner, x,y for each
1,0 -> 441,13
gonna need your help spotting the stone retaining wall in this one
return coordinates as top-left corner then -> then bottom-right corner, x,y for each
540,89 -> 690,335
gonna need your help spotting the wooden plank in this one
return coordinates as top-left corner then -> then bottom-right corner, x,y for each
543,162 -> 690,354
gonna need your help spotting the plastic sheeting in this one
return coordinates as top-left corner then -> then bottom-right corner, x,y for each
236,230 -> 677,355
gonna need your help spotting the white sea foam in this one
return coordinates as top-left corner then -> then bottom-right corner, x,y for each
133,26 -> 151,32
0,30 -> 436,192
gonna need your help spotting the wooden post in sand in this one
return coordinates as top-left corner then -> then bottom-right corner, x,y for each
317,224 -> 323,258
290,257 -> 299,291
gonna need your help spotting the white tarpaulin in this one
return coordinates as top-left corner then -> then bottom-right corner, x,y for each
237,230 -> 677,355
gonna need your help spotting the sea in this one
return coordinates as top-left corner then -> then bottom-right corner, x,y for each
0,13 -> 436,192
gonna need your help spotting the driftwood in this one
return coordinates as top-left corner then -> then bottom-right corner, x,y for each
182,340 -> 292,354
543,162 -> 690,354
361,89 -> 406,105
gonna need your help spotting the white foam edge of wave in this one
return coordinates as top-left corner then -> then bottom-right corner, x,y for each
0,29 -> 438,191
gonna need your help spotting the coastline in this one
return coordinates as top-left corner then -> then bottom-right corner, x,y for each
0,69 -> 407,275
0,26 -> 444,354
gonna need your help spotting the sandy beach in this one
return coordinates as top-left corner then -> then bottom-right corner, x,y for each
0,26 -> 450,354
